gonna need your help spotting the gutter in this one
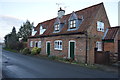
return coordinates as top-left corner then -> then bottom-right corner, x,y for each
28,32 -> 85,38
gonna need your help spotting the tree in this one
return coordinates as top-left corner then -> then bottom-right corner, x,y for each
4,27 -> 19,49
17,20 -> 34,42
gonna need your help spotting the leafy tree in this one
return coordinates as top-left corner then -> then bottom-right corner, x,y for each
17,20 -> 34,42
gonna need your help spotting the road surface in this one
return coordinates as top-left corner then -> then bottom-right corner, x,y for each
2,49 -> 118,78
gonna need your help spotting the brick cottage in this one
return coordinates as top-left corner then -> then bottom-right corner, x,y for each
102,26 -> 120,61
28,3 -> 110,64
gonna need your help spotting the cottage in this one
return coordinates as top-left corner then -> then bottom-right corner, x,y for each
28,2 -> 110,64
102,26 -> 120,61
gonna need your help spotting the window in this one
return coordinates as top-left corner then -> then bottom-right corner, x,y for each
32,28 -> 37,36
40,26 -> 46,35
54,24 -> 60,31
30,41 -> 33,47
70,20 -> 76,28
38,41 -> 41,48
96,41 -> 102,51
34,41 -> 38,47
54,40 -> 62,50
97,21 -> 104,32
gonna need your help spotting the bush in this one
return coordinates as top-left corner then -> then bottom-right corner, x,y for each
31,47 -> 41,55
16,42 -> 25,51
48,55 -> 57,60
22,48 -> 31,55
64,58 -> 73,62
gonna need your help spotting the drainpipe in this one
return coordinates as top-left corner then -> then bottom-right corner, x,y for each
85,31 -> 88,64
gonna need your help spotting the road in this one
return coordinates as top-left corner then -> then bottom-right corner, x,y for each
2,49 -> 118,78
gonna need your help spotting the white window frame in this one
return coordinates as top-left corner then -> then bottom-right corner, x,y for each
97,21 -> 104,32
40,26 -> 46,35
70,20 -> 76,28
54,24 -> 60,31
30,41 -> 33,47
96,41 -> 102,51
32,28 -> 37,36
54,40 -> 62,50
38,41 -> 41,48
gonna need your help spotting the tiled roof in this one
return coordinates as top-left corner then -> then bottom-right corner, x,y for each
29,2 -> 104,38
103,26 -> 120,40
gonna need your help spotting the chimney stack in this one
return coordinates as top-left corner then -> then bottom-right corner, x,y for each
58,7 -> 65,18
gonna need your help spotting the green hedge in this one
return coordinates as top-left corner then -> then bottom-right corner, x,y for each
31,47 -> 41,55
22,48 -> 31,55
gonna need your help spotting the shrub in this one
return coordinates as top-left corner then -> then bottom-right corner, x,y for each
22,48 -> 31,55
64,58 -> 73,62
31,47 -> 41,55
48,55 -> 57,60
16,42 -> 25,51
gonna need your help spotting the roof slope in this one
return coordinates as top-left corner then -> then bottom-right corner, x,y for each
29,2 -> 104,38
103,26 -> 120,40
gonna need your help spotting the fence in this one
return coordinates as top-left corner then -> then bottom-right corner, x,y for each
94,51 -> 110,65
95,51 -> 118,65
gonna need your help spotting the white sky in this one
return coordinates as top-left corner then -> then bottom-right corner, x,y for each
0,0 -> 119,43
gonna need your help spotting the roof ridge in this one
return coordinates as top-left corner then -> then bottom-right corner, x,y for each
74,2 -> 103,13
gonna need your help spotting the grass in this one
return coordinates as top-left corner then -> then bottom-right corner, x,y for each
3,47 -> 19,53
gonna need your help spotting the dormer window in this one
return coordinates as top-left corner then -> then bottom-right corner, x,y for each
55,24 -> 60,31
53,18 -> 64,33
70,20 -> 76,28
40,26 -> 46,35
68,12 -> 83,31
31,27 -> 37,36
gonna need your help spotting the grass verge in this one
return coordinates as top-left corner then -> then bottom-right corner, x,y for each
3,47 -> 19,53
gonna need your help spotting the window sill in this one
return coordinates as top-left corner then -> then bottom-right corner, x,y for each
53,31 -> 60,33
67,28 -> 78,31
97,30 -> 104,32
54,49 -> 62,51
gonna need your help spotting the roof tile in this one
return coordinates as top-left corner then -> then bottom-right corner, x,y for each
29,3 -> 103,38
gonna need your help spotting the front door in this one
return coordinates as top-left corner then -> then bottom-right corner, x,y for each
46,42 -> 50,56
69,42 -> 75,60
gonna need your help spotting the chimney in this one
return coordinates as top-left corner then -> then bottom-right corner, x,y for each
58,7 -> 65,18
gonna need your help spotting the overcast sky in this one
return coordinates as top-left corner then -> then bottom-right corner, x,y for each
0,0 -> 119,43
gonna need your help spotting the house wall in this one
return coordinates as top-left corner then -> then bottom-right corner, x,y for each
114,31 -> 119,53
86,4 -> 110,64
28,34 -> 87,63
104,42 -> 114,52
103,31 -> 119,53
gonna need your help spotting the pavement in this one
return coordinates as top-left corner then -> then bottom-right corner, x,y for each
2,49 -> 119,78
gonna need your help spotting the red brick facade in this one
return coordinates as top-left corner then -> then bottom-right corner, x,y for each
28,3 -> 110,64
103,26 -> 120,53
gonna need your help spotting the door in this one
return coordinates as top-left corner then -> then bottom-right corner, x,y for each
46,42 -> 50,56
69,42 -> 75,60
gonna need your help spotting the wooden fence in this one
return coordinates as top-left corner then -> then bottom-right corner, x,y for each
94,51 -> 110,64
95,51 -> 118,65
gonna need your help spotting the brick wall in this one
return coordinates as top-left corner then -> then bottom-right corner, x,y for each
104,42 -> 114,52
103,31 -> 119,53
28,34 -> 87,63
86,5 -> 110,64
